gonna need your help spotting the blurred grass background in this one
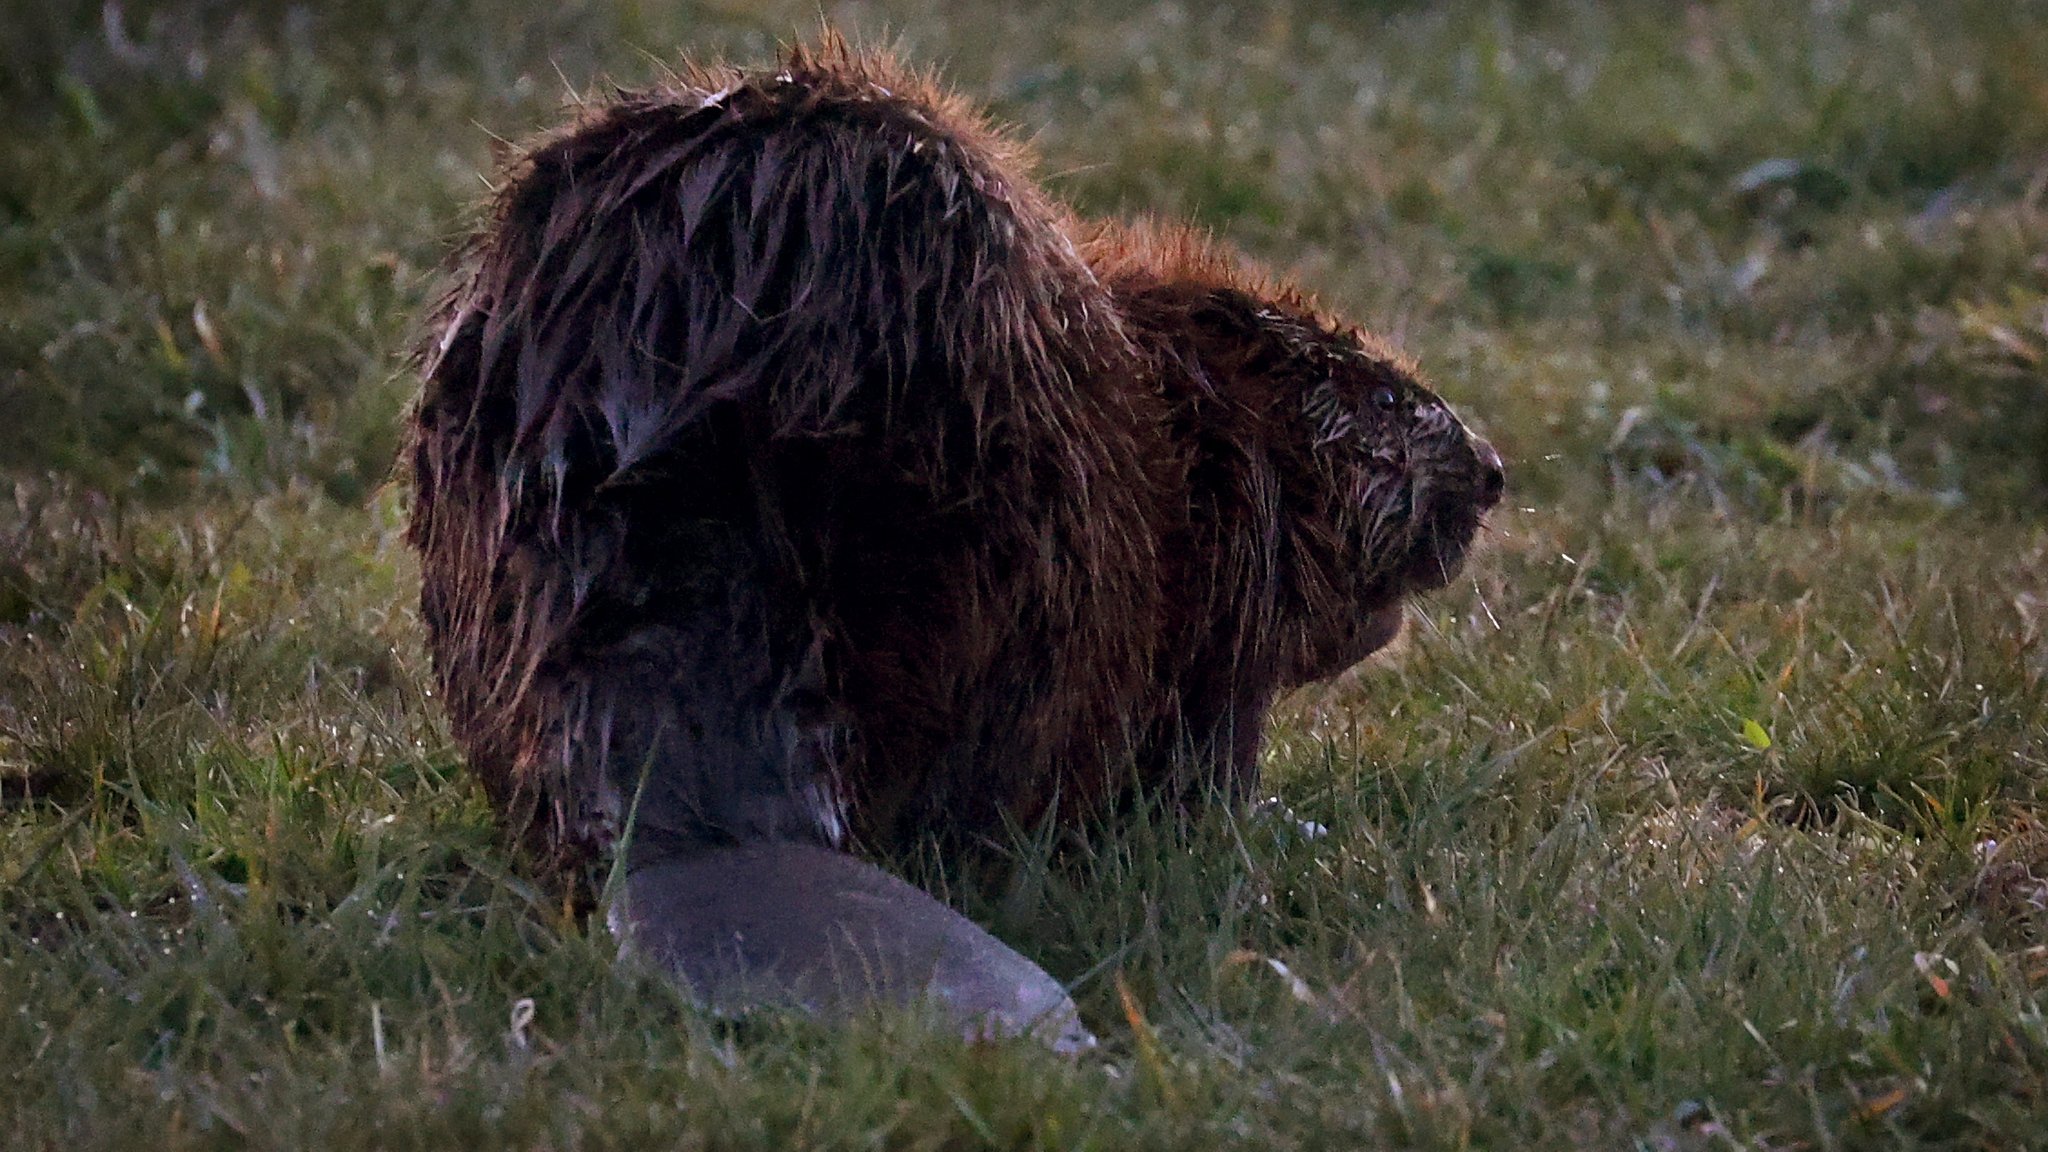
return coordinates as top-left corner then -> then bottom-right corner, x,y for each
3,1 -> 2046,1146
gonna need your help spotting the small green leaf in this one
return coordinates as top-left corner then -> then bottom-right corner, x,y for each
1740,718 -> 1773,750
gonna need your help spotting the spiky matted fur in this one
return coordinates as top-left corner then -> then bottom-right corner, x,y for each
406,37 -> 1501,891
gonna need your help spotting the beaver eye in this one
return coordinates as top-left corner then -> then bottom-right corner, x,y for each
1369,385 -> 1400,411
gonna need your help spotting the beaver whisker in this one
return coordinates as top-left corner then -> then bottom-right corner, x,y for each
1473,577 -> 1502,631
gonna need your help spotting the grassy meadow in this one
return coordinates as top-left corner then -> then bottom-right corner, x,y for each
5,0 -> 2048,1146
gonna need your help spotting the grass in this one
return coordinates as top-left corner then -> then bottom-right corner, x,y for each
4,0 -> 2046,1146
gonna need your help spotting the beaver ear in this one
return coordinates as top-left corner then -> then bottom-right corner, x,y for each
1188,287 -> 1279,340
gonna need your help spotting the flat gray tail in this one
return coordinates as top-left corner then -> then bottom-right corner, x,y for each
611,841 -> 1095,1054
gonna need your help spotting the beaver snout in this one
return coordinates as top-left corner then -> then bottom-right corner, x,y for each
1473,438 -> 1505,509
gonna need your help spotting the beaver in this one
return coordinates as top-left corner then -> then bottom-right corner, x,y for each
405,39 -> 1502,1050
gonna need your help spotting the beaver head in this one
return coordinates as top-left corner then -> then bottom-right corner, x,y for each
1167,288 -> 1503,683
1085,220 -> 1503,687
1283,310 -> 1503,680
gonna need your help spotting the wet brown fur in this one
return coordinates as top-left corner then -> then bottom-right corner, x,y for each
406,38 -> 1500,888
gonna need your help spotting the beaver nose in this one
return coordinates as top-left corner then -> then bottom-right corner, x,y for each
1473,439 -> 1505,509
